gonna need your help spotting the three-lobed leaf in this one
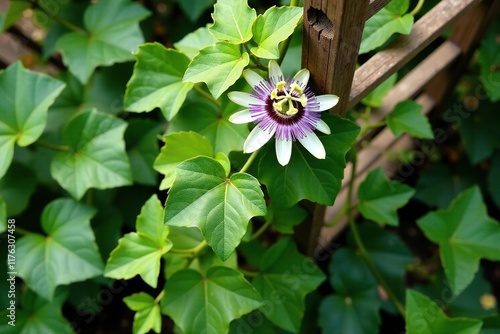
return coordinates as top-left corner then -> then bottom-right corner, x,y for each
105,195 -> 172,288
154,131 -> 214,190
417,186 -> 500,296
360,0 -> 414,54
259,114 -> 360,207
17,199 -> 103,300
209,0 -> 256,44
123,292 -> 162,334
56,0 -> 150,83
358,167 -> 415,226
161,267 -> 263,333
406,290 -> 483,334
164,156 -> 266,261
386,100 -> 434,139
0,62 -> 65,178
51,109 -> 133,200
250,6 -> 303,59
183,42 -> 250,98
252,238 -> 326,332
124,43 -> 194,120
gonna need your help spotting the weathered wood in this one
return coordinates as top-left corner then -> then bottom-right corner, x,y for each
303,0 -> 369,116
425,0 -> 500,106
349,0 -> 482,108
368,0 -> 392,18
298,0 -> 369,256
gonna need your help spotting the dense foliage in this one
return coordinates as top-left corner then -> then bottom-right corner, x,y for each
0,0 -> 499,333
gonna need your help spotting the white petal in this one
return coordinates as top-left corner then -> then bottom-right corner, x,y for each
229,110 -> 253,124
228,91 -> 262,107
269,60 -> 283,82
293,69 -> 310,86
276,139 -> 292,166
316,95 -> 339,111
243,69 -> 265,88
298,133 -> 326,159
244,125 -> 276,153
316,119 -> 331,134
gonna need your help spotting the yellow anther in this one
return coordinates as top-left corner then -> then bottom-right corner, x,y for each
294,94 -> 308,107
271,88 -> 278,99
276,81 -> 286,90
273,99 -> 287,112
286,101 -> 298,116
290,82 -> 303,94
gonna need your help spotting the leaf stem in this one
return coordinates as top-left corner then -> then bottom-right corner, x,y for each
250,220 -> 271,241
36,140 -> 70,152
324,201 -> 357,227
410,0 -> 425,16
193,85 -> 221,106
154,290 -> 165,304
239,150 -> 260,173
32,0 -> 90,36
13,227 -> 32,235
170,240 -> 208,255
239,268 -> 258,278
359,121 -> 386,137
346,158 -> 406,318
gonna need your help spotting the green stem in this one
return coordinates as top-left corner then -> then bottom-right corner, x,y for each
194,85 -> 221,106
154,290 -> 165,304
239,268 -> 258,278
250,220 -> 271,241
239,150 -> 259,173
170,240 -> 208,255
324,201 -> 357,227
277,0 -> 301,65
346,159 -> 406,318
32,0 -> 89,36
36,140 -> 70,152
359,121 -> 386,137
410,0 -> 425,16
13,227 -> 32,235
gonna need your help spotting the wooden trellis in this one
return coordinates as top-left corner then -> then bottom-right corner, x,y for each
298,0 -> 500,256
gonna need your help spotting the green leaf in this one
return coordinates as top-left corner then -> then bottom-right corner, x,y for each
125,119 -> 161,186
259,114 -> 360,207
266,201 -> 307,234
358,167 -> 415,226
124,43 -> 194,120
167,101 -> 249,156
458,102 -> 500,164
250,6 -> 303,59
183,42 -> 250,98
174,26 -> 218,59
361,73 -> 397,108
51,109 -> 133,200
56,0 -> 150,83
123,292 -> 162,334
174,0 -> 215,22
209,0 -> 256,44
360,0 -> 414,54
0,61 -> 65,178
416,186 -> 500,296
154,131 -> 214,190
161,267 -> 263,333
0,0 -> 30,31
0,162 -> 36,217
386,101 -> 434,139
488,151 -> 500,209
17,199 -> 103,300
477,21 -> 500,102
414,161 -> 478,209
252,238 -> 325,332
105,195 -> 172,288
319,258 -> 381,334
406,290 -> 483,334
0,289 -> 73,334
164,156 -> 266,260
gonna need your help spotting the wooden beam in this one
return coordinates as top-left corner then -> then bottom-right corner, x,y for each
349,0 -> 482,108
368,0 -> 392,18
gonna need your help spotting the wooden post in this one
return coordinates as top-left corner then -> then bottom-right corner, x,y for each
296,0 -> 369,256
